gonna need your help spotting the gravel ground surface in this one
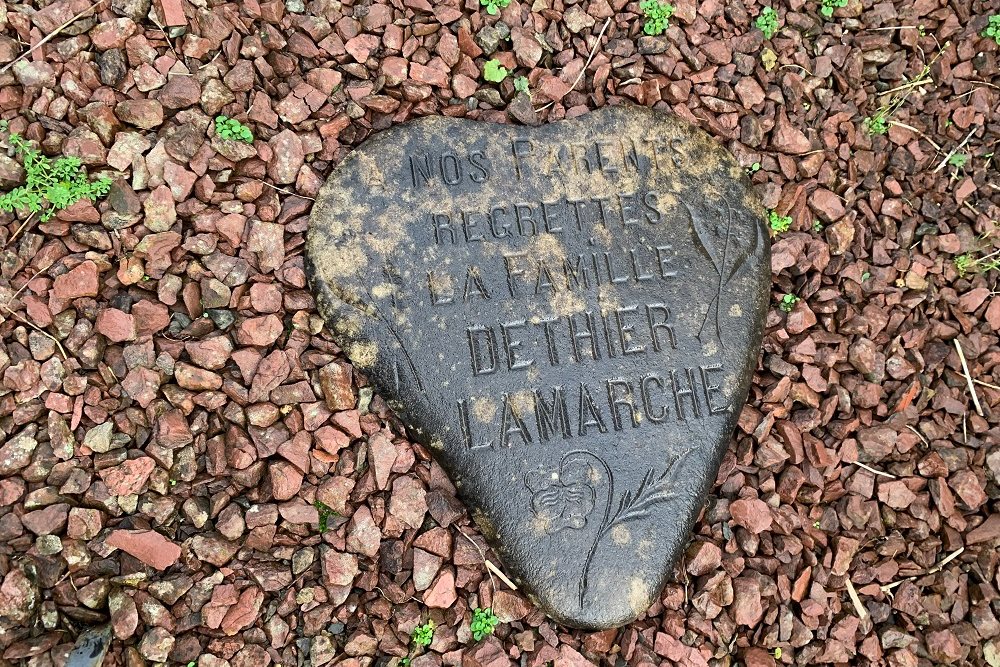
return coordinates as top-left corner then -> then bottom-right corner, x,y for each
0,0 -> 998,665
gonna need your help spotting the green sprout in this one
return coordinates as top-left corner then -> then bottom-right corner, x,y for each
483,59 -> 509,83
954,250 -> 1000,277
864,114 -> 889,136
812,220 -> 824,233
773,647 -> 783,659
756,7 -> 779,39
860,43 -> 946,138
214,115 -> 254,143
0,122 -> 112,222
411,620 -> 434,648
948,153 -> 968,168
513,76 -> 530,94
768,210 -> 792,234
779,293 -> 800,312
639,0 -> 675,36
813,520 -> 821,528
955,253 -> 974,277
983,15 -> 1000,45
819,0 -> 847,19
314,501 -> 338,532
747,161 -> 761,174
480,0 -> 511,15
470,608 -> 499,641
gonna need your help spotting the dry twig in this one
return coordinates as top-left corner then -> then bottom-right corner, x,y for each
854,461 -> 897,479
0,2 -> 105,76
933,128 -> 978,174
953,339 -> 985,416
258,181 -> 316,201
0,303 -> 68,360
535,17 -> 612,113
845,578 -> 869,620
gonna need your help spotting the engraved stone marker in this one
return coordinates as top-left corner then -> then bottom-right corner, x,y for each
306,106 -> 770,629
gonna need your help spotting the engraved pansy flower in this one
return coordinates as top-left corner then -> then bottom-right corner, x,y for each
525,459 -> 596,535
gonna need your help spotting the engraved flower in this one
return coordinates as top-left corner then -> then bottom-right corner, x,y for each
525,460 -> 596,534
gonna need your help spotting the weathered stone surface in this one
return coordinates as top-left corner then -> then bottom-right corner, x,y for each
306,107 -> 769,629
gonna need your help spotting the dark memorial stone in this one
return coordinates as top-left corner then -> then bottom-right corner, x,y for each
306,106 -> 770,629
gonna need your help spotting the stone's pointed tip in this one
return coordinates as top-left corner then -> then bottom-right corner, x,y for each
307,109 -> 768,630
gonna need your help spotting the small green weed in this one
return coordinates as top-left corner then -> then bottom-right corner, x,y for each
863,114 -> 889,136
756,7 -> 779,39
768,210 -> 792,234
862,45 -> 947,138
0,121 -> 112,222
412,620 -> 434,647
812,220 -> 824,233
470,608 -> 499,641
954,250 -> 1000,277
215,116 -> 254,143
483,59 -> 509,83
747,161 -> 761,174
955,253 -> 973,277
314,500 -> 338,532
983,15 -> 1000,45
773,647 -> 783,659
513,76 -> 530,94
779,293 -> 800,312
640,0 -> 675,36
948,152 -> 968,168
819,0 -> 847,19
480,0 -> 511,15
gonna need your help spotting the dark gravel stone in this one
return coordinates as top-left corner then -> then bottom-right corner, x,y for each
97,48 -> 126,87
306,106 -> 770,629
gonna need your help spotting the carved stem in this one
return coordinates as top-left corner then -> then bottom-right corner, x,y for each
564,450 -> 614,609
363,286 -> 424,391
713,207 -> 733,347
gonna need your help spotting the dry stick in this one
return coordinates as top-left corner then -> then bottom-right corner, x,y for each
535,17 -> 612,113
953,339 -> 985,416
455,526 -> 497,597
880,77 -> 934,96
485,561 -> 518,591
906,423 -> 929,447
148,11 -> 182,62
968,79 -> 1000,91
889,121 -> 941,151
854,461 -> 897,479
973,378 -> 1000,391
6,266 -> 45,303
258,181 -> 316,201
0,1 -> 105,76
933,127 -> 978,174
844,578 -> 868,620
4,211 -> 38,249
880,547 -> 966,593
0,303 -> 68,360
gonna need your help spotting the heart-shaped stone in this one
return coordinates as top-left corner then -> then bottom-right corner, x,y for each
306,106 -> 769,629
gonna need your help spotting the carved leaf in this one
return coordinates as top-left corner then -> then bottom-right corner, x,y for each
603,448 -> 696,533
682,201 -> 721,273
724,204 -> 759,283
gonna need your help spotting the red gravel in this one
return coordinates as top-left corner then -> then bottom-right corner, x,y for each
0,0 -> 999,665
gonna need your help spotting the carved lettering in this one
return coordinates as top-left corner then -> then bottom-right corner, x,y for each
456,365 -> 729,449
410,151 -> 492,189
